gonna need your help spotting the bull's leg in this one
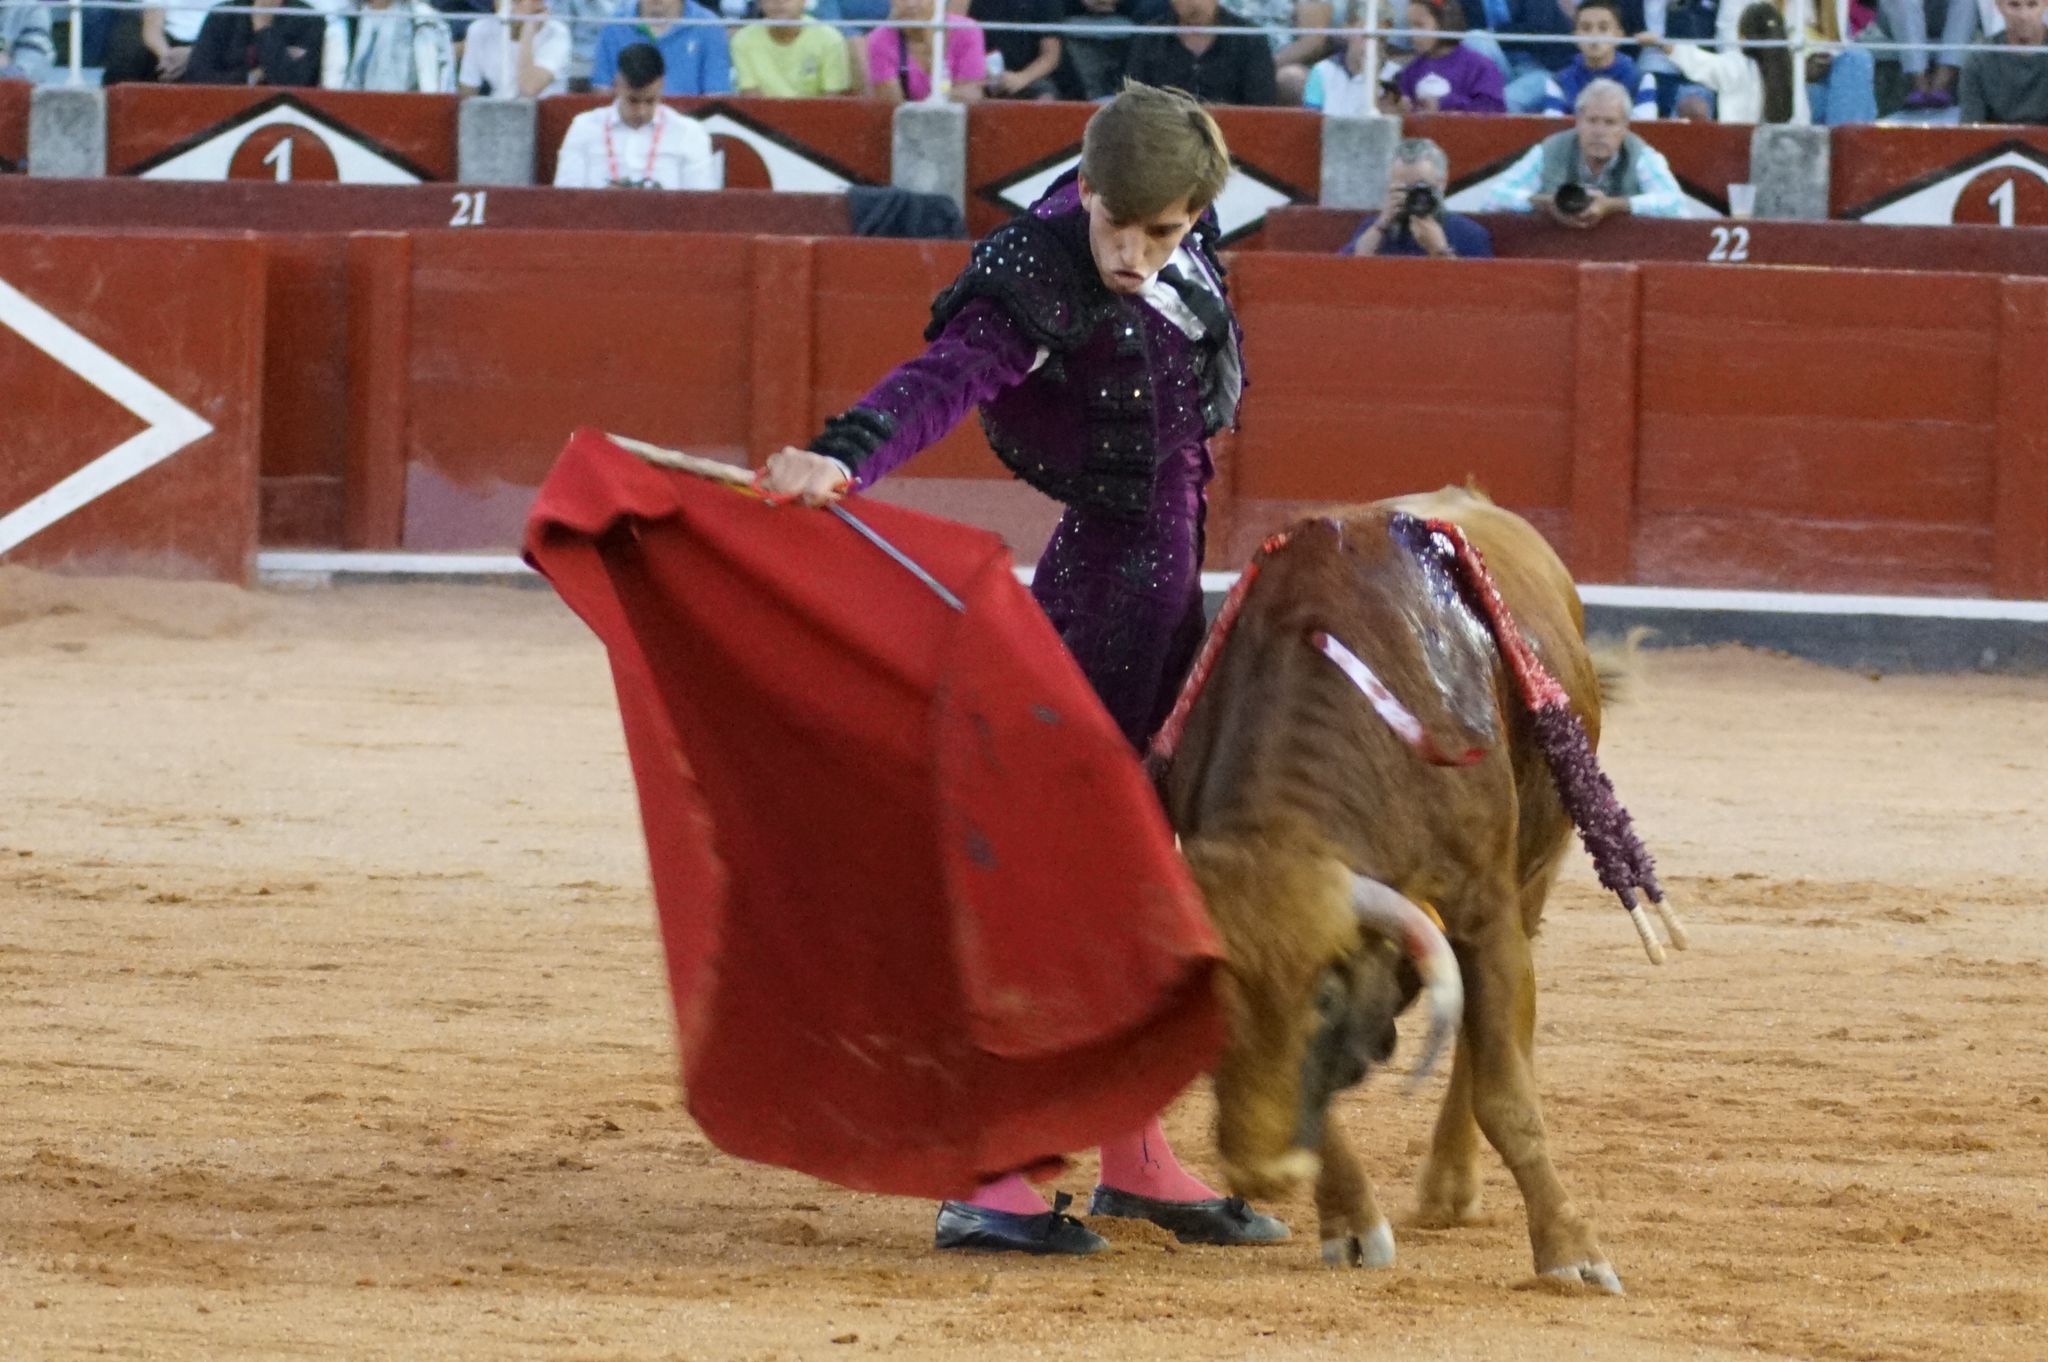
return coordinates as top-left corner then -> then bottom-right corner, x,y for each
1314,1123 -> 1394,1268
1411,1028 -> 1483,1227
1460,924 -> 1621,1294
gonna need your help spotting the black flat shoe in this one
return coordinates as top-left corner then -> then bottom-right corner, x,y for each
934,1191 -> 1109,1255
1088,1185 -> 1291,1246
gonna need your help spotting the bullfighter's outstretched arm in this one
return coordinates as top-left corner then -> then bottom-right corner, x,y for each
807,299 -> 1046,491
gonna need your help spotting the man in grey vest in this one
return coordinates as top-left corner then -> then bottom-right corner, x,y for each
1475,78 -> 1686,227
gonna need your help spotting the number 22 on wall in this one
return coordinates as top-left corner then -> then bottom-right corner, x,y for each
1707,225 -> 1750,263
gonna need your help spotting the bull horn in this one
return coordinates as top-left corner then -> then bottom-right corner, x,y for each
1349,876 -> 1463,1087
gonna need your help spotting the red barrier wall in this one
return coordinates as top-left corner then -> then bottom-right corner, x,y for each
0,82 -> 25,173
1410,113 -> 1750,214
1220,252 -> 1583,565
532,95 -> 892,190
0,183 -> 852,547
327,235 -> 2048,598
11,223 -> 2045,600
108,87 -> 458,181
373,231 -> 1059,553
1832,124 -> 2048,223
0,233 -> 265,582
60,85 -> 2048,227
0,177 -> 853,235
1634,268 -> 2000,594
1261,205 -> 2048,274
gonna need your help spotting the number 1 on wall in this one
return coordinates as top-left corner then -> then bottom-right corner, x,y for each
1988,179 -> 2016,228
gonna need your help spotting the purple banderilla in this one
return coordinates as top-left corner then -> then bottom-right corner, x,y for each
1394,512 -> 1665,915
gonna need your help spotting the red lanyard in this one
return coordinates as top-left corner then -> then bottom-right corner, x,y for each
602,109 -> 666,187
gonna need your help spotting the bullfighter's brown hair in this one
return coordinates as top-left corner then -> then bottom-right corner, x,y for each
1080,82 -> 1231,223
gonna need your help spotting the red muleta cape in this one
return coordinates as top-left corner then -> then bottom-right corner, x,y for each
524,429 -> 1224,1199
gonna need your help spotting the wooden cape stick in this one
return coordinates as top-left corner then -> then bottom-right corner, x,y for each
607,433 -> 967,613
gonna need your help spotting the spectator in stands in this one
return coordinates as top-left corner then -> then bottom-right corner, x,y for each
459,0 -> 572,93
1342,136 -> 1496,256
970,0 -> 1064,98
1388,0 -> 1506,110
1880,0 -> 1977,108
186,0 -> 325,84
323,0 -> 457,90
1640,1 -> 1798,120
1542,0 -> 1659,113
1499,0 -> 1588,110
433,0 -> 495,54
1125,0 -> 1279,104
1303,23 -> 1378,112
1478,76 -> 1686,220
1056,0 -> 1149,100
559,0 -> 623,90
556,41 -> 720,185
734,0 -> 856,93
0,1 -> 53,82
1225,0 -> 1347,105
1962,0 -> 2048,121
105,1 -> 227,83
1627,0 -> 1717,116
866,0 -> 988,102
592,0 -> 732,93
1719,0 -> 1875,122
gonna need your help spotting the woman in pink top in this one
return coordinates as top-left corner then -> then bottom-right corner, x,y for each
867,0 -> 989,103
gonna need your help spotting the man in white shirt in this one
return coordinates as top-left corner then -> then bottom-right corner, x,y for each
553,41 -> 719,190
459,0 -> 573,96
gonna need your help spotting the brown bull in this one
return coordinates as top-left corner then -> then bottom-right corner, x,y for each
1163,486 -> 1630,1293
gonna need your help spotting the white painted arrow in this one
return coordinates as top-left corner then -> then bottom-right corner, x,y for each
0,276 -> 216,556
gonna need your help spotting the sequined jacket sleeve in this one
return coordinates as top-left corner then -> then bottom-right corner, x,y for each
809,298 -> 1044,489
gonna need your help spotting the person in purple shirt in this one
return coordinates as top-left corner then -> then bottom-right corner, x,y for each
1392,0 -> 1507,112
754,84 -> 1289,1258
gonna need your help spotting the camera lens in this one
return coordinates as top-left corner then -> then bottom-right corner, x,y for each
1554,182 -> 1592,216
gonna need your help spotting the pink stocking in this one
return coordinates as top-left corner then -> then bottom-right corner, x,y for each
962,1172 -> 1051,1215
1097,1116 -> 1220,1202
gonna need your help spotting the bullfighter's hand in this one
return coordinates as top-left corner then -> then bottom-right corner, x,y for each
758,448 -> 851,508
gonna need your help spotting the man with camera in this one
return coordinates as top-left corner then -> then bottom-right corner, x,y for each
1343,138 -> 1494,259
1477,78 -> 1685,228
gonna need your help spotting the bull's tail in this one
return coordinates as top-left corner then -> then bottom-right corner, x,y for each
1587,626 -> 1655,709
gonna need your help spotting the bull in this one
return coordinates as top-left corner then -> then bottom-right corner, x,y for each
1162,486 -> 1668,1294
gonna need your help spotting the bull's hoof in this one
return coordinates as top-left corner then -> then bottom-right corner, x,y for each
1406,1197 -> 1483,1230
1320,1220 -> 1395,1269
1542,1260 -> 1624,1295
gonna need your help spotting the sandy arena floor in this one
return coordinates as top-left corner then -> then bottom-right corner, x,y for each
2,569 -> 2044,1362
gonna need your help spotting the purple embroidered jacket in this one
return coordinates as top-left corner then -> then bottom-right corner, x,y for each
809,180 -> 1242,748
